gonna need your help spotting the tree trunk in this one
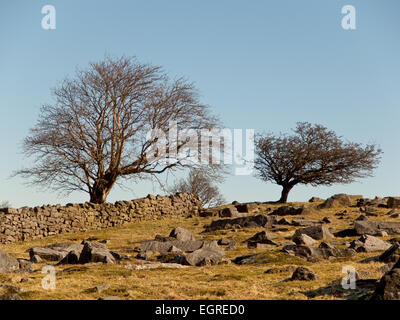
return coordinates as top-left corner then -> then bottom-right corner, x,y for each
278,184 -> 294,203
89,182 -> 113,204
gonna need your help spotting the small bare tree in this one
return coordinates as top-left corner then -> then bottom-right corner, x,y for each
254,122 -> 383,203
15,56 -> 222,204
168,168 -> 226,208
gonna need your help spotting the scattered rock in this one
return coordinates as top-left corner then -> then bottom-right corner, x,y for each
0,249 -> 20,273
27,243 -> 83,262
377,231 -> 389,237
0,284 -> 27,293
271,205 -> 310,216
309,197 -> 324,202
217,238 -> 236,246
232,254 -> 265,265
334,228 -> 358,238
169,227 -> 196,242
276,218 -> 291,225
181,241 -> 225,266
98,296 -> 124,300
57,250 -> 81,265
292,234 -> 317,246
378,244 -> 400,263
234,203 -> 258,214
87,283 -> 110,294
317,194 -> 352,209
204,214 -> 277,232
156,252 -> 184,264
126,262 -> 187,270
291,219 -> 321,227
30,255 -> 42,263
387,197 -> 400,209
282,243 -> 355,260
293,225 -> 334,241
17,259 -> 33,273
372,258 -> 400,300
199,210 -> 217,218
244,231 -> 278,248
357,197 -> 387,208
264,266 -> 297,274
349,235 -> 391,253
219,206 -> 246,218
136,240 -> 206,255
78,241 -> 119,264
322,217 -> 332,224
390,238 -> 400,245
354,220 -> 400,236
290,267 -> 317,281
0,294 -> 22,300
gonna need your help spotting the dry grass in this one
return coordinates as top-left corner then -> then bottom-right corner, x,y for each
0,199 -> 393,300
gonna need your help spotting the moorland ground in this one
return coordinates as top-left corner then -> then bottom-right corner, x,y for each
0,198 -> 392,300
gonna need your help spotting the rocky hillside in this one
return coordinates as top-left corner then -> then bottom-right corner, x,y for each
1,193 -> 400,300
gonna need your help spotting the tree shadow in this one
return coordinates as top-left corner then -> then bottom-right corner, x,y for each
300,279 -> 378,300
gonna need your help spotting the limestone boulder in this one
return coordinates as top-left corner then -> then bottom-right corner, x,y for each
0,249 -> 19,273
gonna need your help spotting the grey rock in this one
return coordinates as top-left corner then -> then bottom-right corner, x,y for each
0,249 -> 20,273
317,194 -> 352,209
136,240 -> 205,254
219,207 -> 246,218
169,227 -> 196,242
181,241 -> 224,266
87,283 -> 110,293
204,214 -> 277,232
291,219 -> 321,227
388,197 -> 400,209
244,231 -> 278,248
98,296 -> 124,300
309,197 -> 324,202
57,250 -> 81,265
78,241 -> 118,264
27,243 -> 83,262
379,244 -> 400,263
290,267 -> 317,281
372,259 -> 400,300
349,235 -> 391,253
292,233 -> 317,246
0,293 -> 22,300
334,228 -> 358,238
217,238 -> 236,246
272,206 -> 311,216
354,220 -> 400,236
322,217 -> 332,224
234,203 -> 258,214
282,244 -> 355,260
264,265 -> 297,274
276,218 -> 291,225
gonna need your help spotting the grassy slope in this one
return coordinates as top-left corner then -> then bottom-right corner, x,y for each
0,200 -> 393,300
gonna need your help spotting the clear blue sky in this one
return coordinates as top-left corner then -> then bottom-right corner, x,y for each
1,0 -> 399,207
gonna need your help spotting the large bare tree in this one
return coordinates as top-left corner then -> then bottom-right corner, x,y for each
16,56 -> 222,203
254,122 -> 383,203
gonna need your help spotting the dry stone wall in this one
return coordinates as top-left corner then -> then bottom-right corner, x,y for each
0,193 -> 201,243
